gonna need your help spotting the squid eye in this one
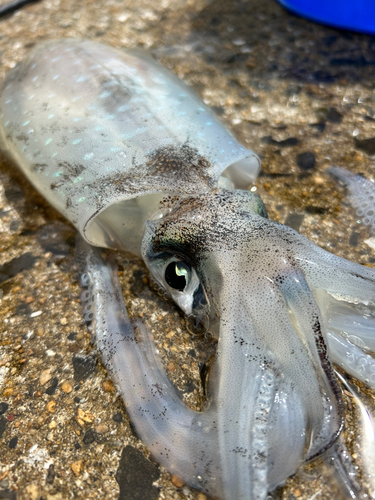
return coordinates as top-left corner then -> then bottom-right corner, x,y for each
165,261 -> 191,291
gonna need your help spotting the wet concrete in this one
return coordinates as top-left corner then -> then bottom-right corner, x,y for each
0,0 -> 374,499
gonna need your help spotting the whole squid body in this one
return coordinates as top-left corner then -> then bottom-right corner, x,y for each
1,39 -> 375,500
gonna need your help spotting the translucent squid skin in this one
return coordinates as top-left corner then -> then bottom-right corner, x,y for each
1,39 -> 375,500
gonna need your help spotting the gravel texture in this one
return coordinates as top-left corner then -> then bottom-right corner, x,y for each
0,0 -> 375,499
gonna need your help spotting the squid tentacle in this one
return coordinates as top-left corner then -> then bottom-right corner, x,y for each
292,242 -> 375,390
319,293 -> 375,352
294,238 -> 375,306
328,332 -> 375,389
277,268 -> 345,461
213,298 -> 305,500
212,261 -> 346,498
309,265 -> 375,307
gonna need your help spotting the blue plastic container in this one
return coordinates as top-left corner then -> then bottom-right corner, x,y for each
277,0 -> 375,34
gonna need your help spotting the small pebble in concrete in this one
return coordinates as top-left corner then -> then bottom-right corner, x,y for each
0,253 -> 37,284
0,402 -> 8,415
354,137 -> 375,156
113,412 -> 123,423
349,232 -> 360,247
310,122 -> 326,133
71,460 -> 84,477
61,381 -> 73,393
103,380 -> 115,392
284,213 -> 305,232
326,107 -> 342,123
365,237 -> 375,251
261,135 -> 299,147
72,354 -> 96,383
83,428 -> 98,445
305,205 -> 326,215
46,401 -> 56,413
171,475 -> 184,488
116,446 -> 160,500
77,408 -> 94,424
46,464 -> 55,484
36,327 -> 44,337
95,424 -> 109,434
8,436 -> 18,449
0,416 -> 7,438
39,368 -> 52,385
15,303 -> 32,316
297,152 -> 316,170
45,377 -> 59,395
197,494 -> 207,500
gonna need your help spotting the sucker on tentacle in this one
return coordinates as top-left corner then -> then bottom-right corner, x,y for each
329,166 -> 375,233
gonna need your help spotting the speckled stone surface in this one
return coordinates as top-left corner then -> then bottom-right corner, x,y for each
0,0 -> 375,499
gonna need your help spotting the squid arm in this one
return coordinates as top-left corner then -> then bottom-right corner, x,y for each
75,238 -> 223,496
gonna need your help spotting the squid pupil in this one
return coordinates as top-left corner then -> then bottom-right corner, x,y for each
165,261 -> 189,291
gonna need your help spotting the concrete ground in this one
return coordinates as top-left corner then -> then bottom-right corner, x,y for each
0,0 -> 375,499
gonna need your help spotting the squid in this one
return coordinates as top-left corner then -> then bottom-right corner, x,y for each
0,38 -> 374,500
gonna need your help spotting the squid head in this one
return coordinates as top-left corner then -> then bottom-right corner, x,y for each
142,189 -> 347,498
